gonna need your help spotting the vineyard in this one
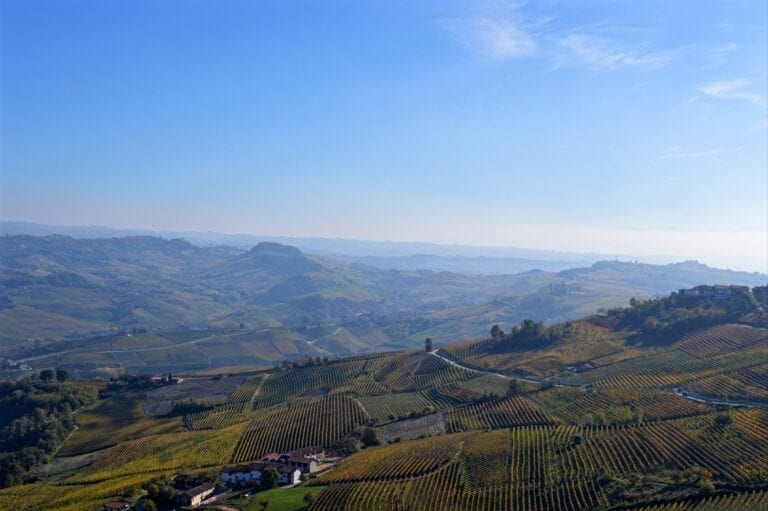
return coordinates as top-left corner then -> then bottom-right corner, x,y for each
185,374 -> 267,429
356,391 -> 438,423
71,423 -> 245,483
17,295 -> 768,510
565,345 -> 768,389
673,324 -> 767,358
446,396 -> 556,432
442,321 -> 625,376
252,359 -> 367,408
625,490 -> 768,510
308,408 -> 768,510
679,364 -> 768,403
57,392 -> 184,456
231,394 -> 368,463
531,387 -> 713,425
317,433 -> 469,483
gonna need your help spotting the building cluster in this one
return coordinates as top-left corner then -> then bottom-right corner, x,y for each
678,285 -> 746,300
221,447 -> 326,487
103,447 -> 329,510
0,357 -> 32,371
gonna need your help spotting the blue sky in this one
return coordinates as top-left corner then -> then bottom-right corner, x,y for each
1,0 -> 766,271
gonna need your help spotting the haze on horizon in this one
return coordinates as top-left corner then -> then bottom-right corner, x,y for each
1,1 -> 766,273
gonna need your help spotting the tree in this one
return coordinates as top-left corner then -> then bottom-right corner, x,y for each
506,379 -> 520,397
142,499 -> 158,511
39,369 -> 55,382
361,427 -> 380,447
424,337 -> 433,352
490,324 -> 504,340
55,369 -> 69,382
714,413 -> 733,428
261,468 -> 279,489
539,378 -> 554,391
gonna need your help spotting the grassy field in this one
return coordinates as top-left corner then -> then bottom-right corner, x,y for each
226,486 -> 327,511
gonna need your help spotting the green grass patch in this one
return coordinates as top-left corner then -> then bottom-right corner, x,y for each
226,486 -> 326,511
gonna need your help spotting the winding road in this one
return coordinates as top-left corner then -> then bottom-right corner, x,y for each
428,349 -> 579,388
429,349 -> 768,408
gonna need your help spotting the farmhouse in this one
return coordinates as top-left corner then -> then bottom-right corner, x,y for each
274,464 -> 303,485
220,463 -> 302,486
281,455 -> 318,473
259,450 -> 321,473
174,473 -> 212,490
291,445 -> 327,460
175,482 -> 215,507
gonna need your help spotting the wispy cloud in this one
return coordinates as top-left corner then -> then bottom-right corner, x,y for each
440,16 -> 537,62
650,146 -> 742,162
701,43 -> 738,69
698,79 -> 763,105
556,34 -> 673,70
440,10 -> 674,73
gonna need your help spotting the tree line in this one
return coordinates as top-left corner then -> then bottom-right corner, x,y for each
0,371 -> 98,487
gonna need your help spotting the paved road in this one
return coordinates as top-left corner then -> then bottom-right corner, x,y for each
673,389 -> 768,409
427,349 -> 579,388
430,349 -> 768,408
98,329 -> 270,354
20,329 -> 272,362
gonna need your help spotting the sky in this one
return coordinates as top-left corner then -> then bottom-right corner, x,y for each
1,0 -> 766,272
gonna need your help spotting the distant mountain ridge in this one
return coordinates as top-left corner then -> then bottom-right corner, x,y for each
1,220 -> 664,275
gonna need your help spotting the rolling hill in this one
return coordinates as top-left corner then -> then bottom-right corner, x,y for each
0,234 -> 764,376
